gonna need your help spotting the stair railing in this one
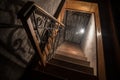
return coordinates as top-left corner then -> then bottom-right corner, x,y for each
17,1 -> 64,66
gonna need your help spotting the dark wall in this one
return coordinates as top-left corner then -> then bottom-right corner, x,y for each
0,0 -> 62,80
98,0 -> 119,80
0,54 -> 24,80
24,0 -> 62,16
0,27 -> 34,67
0,0 -> 62,24
110,0 -> 120,45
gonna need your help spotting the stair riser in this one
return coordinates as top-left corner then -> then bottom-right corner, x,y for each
54,54 -> 90,67
50,58 -> 94,74
41,63 -> 97,80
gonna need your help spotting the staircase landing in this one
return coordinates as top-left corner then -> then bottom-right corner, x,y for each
56,41 -> 87,61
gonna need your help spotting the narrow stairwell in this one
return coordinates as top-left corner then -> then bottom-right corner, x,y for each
34,41 -> 98,80
16,2 -> 98,80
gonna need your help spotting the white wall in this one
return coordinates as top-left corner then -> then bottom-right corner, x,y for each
81,13 -> 97,75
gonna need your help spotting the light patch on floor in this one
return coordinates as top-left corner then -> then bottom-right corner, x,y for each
55,41 -> 87,61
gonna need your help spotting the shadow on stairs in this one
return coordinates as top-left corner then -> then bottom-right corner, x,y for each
21,41 -> 98,80
34,53 -> 97,80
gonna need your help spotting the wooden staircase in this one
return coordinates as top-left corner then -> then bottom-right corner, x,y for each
49,54 -> 93,74
37,53 -> 97,80
21,42 -> 98,80
21,53 -> 97,80
16,2 -> 97,79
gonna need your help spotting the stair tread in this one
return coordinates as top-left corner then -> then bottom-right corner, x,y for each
56,50 -> 87,60
54,54 -> 90,67
56,41 -> 87,60
39,63 -> 97,80
49,58 -> 94,74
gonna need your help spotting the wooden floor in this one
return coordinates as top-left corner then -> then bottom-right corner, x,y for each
55,41 -> 87,61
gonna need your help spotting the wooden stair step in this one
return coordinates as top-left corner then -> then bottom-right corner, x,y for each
49,58 -> 94,74
56,50 -> 87,61
38,63 -> 98,80
54,54 -> 90,67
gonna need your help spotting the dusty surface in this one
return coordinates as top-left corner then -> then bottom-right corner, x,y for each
56,41 -> 87,60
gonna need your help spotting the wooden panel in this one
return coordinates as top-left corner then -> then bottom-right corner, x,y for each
66,1 -> 94,12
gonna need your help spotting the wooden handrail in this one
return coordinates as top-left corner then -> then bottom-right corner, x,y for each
35,4 -> 64,27
17,1 -> 65,66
